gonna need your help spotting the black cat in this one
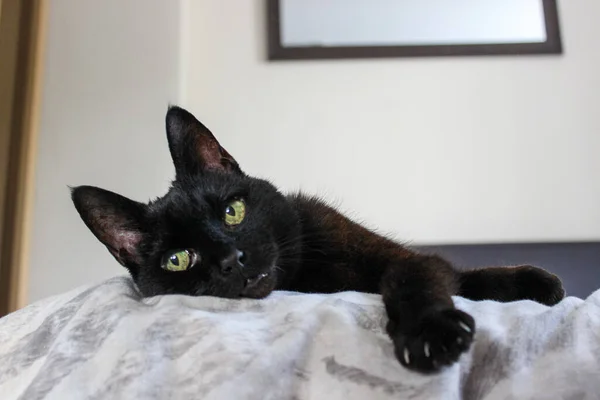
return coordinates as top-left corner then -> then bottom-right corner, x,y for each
71,106 -> 565,373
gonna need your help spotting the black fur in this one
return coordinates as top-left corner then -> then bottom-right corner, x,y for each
71,106 -> 565,373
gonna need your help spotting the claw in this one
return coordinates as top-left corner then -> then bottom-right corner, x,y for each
403,347 -> 411,364
424,342 -> 430,358
459,321 -> 472,333
456,337 -> 463,345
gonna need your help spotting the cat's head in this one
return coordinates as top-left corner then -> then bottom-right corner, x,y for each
71,106 -> 301,298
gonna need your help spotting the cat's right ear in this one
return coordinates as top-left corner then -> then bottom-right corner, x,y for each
71,186 -> 147,268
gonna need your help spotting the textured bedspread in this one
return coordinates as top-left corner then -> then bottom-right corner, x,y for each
1,276 -> 599,400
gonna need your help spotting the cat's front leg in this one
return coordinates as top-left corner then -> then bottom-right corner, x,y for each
381,255 -> 475,373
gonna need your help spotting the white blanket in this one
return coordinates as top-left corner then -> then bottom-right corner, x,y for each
0,276 -> 599,400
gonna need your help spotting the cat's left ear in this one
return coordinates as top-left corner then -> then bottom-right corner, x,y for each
165,106 -> 241,177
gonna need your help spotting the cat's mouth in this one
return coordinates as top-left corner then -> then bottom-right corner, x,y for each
244,272 -> 269,288
240,271 -> 273,298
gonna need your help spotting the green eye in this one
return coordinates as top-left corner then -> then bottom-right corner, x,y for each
162,250 -> 194,272
224,199 -> 246,226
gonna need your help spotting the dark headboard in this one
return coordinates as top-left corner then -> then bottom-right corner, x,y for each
417,242 -> 600,299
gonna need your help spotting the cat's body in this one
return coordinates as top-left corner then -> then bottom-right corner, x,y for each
72,106 -> 565,373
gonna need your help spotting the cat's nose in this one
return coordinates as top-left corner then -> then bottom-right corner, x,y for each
219,250 -> 244,274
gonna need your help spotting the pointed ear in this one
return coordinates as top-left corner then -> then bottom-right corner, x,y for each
71,185 -> 147,268
165,106 -> 241,176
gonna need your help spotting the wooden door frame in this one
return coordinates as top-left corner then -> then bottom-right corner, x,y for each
0,0 -> 46,316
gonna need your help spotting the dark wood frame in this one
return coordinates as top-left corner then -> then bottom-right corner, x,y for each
267,0 -> 562,61
0,0 -> 46,317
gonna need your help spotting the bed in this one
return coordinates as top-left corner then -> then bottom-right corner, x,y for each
1,275 -> 599,400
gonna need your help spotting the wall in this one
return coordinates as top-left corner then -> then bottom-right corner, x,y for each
183,0 -> 600,245
28,0 -> 181,302
27,0 -> 600,303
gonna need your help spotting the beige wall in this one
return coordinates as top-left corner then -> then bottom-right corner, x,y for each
27,0 -> 600,303
183,0 -> 600,245
28,0 -> 181,302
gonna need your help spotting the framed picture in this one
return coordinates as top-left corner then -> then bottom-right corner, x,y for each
267,0 -> 562,61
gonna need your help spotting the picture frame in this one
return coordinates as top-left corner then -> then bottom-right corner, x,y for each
267,0 -> 562,61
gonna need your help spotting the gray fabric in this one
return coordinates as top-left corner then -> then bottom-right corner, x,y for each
0,276 -> 598,400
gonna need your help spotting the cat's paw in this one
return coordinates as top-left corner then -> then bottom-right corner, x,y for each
388,308 -> 475,373
514,265 -> 565,306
